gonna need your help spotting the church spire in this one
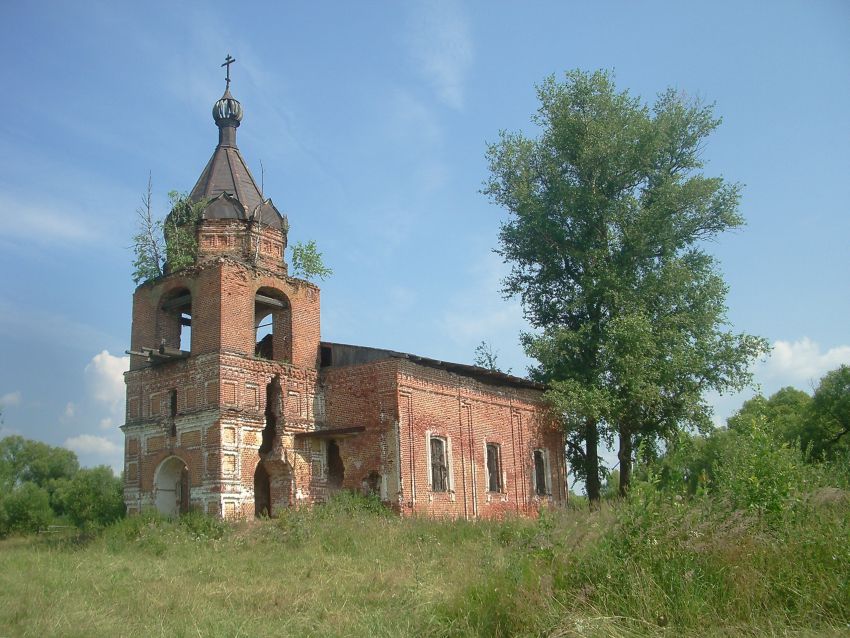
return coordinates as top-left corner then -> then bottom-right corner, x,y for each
189,55 -> 265,214
212,54 -> 242,148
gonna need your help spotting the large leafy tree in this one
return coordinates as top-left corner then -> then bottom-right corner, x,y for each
485,70 -> 767,502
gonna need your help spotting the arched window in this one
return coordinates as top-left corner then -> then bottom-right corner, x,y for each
254,288 -> 291,362
159,287 -> 192,352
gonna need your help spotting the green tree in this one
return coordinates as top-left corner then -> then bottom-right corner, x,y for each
290,240 -> 333,281
808,365 -> 850,461
485,70 -> 767,503
163,190 -> 205,273
0,435 -> 78,492
132,182 -> 205,284
53,466 -> 125,528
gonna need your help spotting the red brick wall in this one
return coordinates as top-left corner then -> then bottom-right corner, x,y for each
392,359 -> 565,519
321,360 -> 400,501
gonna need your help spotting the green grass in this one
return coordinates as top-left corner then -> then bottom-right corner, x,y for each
0,491 -> 847,637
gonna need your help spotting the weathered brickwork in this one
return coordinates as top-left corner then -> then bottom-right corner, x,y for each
121,85 -> 566,520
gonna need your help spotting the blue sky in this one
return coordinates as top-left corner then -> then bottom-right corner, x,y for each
0,1 -> 848,475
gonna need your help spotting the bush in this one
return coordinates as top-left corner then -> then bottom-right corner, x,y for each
715,417 -> 801,518
0,482 -> 53,535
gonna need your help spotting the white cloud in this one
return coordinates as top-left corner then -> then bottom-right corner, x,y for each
760,337 -> 850,388
85,350 -> 130,417
99,417 -> 114,431
407,1 -> 474,110
0,391 -> 22,407
64,434 -> 123,474
63,402 -> 76,419
706,337 -> 850,428
64,434 -> 121,456
0,194 -> 100,244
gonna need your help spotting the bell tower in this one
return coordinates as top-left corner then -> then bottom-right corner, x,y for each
122,58 -> 322,518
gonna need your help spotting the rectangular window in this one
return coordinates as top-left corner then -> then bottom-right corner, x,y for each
430,437 -> 448,492
486,443 -> 502,492
534,449 -> 548,496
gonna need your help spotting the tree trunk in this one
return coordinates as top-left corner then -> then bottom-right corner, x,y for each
585,418 -> 601,505
618,424 -> 632,497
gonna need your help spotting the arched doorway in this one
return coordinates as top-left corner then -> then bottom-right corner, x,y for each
154,456 -> 190,516
254,462 -> 272,517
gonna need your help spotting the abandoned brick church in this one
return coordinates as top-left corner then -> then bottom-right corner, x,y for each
121,67 -> 567,519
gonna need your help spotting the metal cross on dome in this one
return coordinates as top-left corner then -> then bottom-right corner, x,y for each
222,54 -> 236,89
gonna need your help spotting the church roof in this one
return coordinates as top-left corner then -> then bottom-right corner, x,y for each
189,143 -> 264,214
319,341 -> 546,391
188,74 -> 287,231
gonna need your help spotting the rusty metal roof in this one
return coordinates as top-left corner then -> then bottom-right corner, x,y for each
319,341 -> 545,391
188,85 -> 287,232
189,143 -> 264,214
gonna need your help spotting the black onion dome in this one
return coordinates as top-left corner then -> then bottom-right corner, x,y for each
213,87 -> 243,127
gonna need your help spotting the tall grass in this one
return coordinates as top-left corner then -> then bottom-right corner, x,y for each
0,486 -> 847,637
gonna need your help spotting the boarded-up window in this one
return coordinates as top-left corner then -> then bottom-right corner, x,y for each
486,443 -> 502,492
430,437 -> 448,492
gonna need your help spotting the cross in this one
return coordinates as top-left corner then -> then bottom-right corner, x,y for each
222,54 -> 236,89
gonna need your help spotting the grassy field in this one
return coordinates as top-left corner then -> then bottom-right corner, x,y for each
0,491 -> 848,638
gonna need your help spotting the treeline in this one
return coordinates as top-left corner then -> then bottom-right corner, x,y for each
596,364 -> 850,506
0,436 -> 124,536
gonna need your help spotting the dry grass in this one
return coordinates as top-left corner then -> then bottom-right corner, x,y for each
0,493 -> 847,637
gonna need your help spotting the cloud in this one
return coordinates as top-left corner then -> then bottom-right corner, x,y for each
85,350 -> 130,417
63,402 -> 76,419
407,1 -> 474,109
64,434 -> 121,456
705,337 -> 850,428
99,418 -> 114,431
759,337 -> 850,388
0,391 -> 22,407
0,194 -> 100,244
388,90 -> 444,146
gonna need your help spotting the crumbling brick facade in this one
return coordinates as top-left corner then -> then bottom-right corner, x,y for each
121,79 -> 566,520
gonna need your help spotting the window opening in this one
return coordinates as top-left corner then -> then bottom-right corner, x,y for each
486,443 -> 502,492
320,345 -> 333,367
430,437 -> 448,492
327,440 -> 344,489
260,376 -> 279,455
169,389 -> 178,437
533,450 -> 547,496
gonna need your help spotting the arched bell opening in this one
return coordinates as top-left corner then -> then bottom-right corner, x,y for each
159,287 -> 192,353
254,288 -> 291,362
